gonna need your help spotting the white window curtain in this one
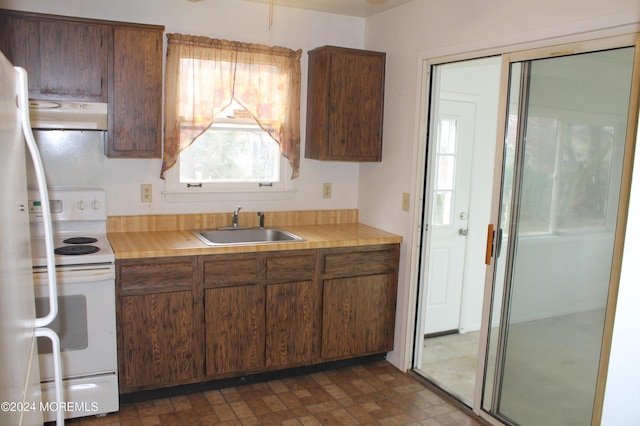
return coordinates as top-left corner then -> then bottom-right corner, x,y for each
161,34 -> 302,179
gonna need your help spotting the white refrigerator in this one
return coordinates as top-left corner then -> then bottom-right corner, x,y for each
0,51 -> 64,425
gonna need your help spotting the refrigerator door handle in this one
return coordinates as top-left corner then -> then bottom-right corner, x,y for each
35,327 -> 64,425
15,67 -> 58,328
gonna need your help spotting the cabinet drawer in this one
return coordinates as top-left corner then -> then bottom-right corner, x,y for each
323,246 -> 398,278
204,255 -> 260,287
119,258 -> 194,295
266,252 -> 316,282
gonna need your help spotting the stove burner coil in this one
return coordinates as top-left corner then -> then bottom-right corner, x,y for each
54,245 -> 101,256
63,237 -> 98,245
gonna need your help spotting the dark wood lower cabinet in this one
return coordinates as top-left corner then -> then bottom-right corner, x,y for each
205,284 -> 265,377
265,280 -> 317,368
204,279 -> 319,378
117,256 -> 202,393
202,250 -> 320,379
116,244 -> 399,393
322,274 -> 397,360
119,291 -> 197,390
319,244 -> 399,361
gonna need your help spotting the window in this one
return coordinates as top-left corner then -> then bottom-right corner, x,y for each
505,114 -> 617,234
170,101 -> 286,192
432,117 -> 458,226
161,34 -> 301,194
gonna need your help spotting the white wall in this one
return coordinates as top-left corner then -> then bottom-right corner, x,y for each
508,235 -> 614,322
0,0 -> 366,215
362,0 -> 639,422
602,113 -> 640,425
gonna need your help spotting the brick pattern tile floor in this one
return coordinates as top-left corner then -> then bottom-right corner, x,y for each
66,361 -> 484,425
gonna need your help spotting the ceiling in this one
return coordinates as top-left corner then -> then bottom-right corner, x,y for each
240,0 -> 415,17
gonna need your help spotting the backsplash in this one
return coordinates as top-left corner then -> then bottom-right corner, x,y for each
107,209 -> 359,233
28,130 -> 106,189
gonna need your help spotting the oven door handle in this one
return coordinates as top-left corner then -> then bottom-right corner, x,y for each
17,67 -> 58,328
35,327 -> 64,426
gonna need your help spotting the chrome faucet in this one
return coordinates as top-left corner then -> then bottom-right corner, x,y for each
232,206 -> 242,228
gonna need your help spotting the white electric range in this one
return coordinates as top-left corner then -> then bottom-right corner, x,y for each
29,188 -> 118,422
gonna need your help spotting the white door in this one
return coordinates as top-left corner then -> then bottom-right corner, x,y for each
424,100 -> 476,334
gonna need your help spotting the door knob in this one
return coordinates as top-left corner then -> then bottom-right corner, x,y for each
459,228 -> 468,236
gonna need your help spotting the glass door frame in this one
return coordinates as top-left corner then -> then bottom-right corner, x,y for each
478,33 -> 640,426
410,31 -> 640,426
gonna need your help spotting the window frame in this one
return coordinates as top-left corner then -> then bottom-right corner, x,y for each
161,35 -> 301,201
505,111 -> 625,238
165,102 -> 290,195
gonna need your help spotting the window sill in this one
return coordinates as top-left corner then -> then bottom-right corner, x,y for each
163,188 -> 297,203
501,229 -> 615,245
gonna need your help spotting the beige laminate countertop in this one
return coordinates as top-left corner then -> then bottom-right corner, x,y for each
108,223 -> 402,260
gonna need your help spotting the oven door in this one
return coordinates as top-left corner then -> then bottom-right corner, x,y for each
33,264 -> 117,381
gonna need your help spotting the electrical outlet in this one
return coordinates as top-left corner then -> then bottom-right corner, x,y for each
322,183 -> 332,199
141,184 -> 152,203
402,192 -> 410,211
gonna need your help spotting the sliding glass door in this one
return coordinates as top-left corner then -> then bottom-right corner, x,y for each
414,57 -> 502,406
482,45 -> 636,425
414,34 -> 639,425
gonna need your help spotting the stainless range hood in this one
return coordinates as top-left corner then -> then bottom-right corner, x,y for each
29,100 -> 108,130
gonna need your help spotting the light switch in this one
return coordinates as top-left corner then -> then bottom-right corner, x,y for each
402,192 -> 410,211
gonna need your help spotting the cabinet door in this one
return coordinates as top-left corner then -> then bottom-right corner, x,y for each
305,46 -> 385,162
204,250 -> 319,377
205,285 -> 265,377
265,280 -> 316,368
117,257 -> 200,392
322,273 -> 397,360
0,14 -> 40,89
39,20 -> 110,101
327,51 -> 384,160
119,290 -> 196,391
108,26 -> 162,158
0,13 -> 109,102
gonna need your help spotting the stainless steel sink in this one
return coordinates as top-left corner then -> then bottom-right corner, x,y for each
192,228 -> 304,246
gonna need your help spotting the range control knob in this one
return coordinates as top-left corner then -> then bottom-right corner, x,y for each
78,199 -> 87,211
92,199 -> 102,210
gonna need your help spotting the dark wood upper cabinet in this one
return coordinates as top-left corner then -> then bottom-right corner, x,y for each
108,26 -> 163,158
0,12 -> 109,102
0,9 -> 164,159
39,20 -> 110,101
0,15 -> 40,96
305,46 -> 386,162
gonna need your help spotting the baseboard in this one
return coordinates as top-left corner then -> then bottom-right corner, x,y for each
424,329 -> 458,339
120,354 -> 386,404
